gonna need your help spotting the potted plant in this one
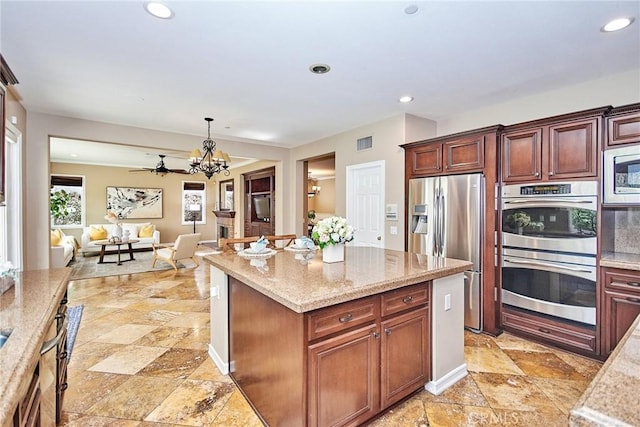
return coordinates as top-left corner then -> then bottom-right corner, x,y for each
311,216 -> 355,263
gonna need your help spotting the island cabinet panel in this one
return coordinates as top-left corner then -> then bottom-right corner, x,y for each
307,295 -> 379,341
229,277 -> 306,427
601,267 -> 640,356
380,306 -> 430,409
308,324 -> 380,427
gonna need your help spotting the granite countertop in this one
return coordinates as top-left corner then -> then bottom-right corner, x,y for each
0,268 -> 71,424
204,246 -> 472,313
600,252 -> 640,271
570,313 -> 640,426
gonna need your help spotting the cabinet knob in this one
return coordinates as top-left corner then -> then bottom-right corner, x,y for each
338,313 -> 353,323
385,328 -> 392,335
535,172 -> 540,177
549,172 -> 554,176
373,332 -> 380,339
626,281 -> 640,287
402,295 -> 413,304
538,327 -> 552,334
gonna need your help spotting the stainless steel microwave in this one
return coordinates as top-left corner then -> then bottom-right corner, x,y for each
604,145 -> 640,204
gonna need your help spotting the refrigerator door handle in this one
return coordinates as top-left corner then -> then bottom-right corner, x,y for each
433,187 -> 440,256
439,191 -> 446,257
464,275 -> 471,309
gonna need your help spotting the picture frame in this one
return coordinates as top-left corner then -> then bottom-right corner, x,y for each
219,178 -> 234,210
182,181 -> 206,225
106,186 -> 163,219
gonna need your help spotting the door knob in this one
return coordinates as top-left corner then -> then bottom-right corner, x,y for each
377,236 -> 381,241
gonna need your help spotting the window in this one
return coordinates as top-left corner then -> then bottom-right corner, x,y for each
182,181 -> 206,225
50,174 -> 85,228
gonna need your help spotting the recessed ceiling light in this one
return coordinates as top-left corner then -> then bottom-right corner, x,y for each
602,17 -> 634,32
144,1 -> 174,19
399,96 -> 414,103
70,153 -> 78,158
404,5 -> 419,15
309,64 -> 331,74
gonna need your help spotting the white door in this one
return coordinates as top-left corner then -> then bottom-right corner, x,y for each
346,161 -> 385,247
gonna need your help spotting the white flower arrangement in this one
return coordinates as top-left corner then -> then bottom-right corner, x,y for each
311,216 -> 355,249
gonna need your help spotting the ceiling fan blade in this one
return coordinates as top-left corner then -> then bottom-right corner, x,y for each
169,169 -> 191,174
128,168 -> 155,172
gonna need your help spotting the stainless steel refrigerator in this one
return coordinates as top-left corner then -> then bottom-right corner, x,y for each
408,174 -> 483,332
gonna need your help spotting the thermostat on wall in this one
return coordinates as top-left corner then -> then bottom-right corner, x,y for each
386,204 -> 398,221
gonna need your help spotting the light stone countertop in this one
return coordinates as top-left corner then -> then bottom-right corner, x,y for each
600,252 -> 640,271
204,246 -> 472,313
570,313 -> 640,426
0,268 -> 71,425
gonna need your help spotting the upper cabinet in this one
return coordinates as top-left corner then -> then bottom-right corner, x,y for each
501,107 -> 609,183
402,125 -> 501,179
606,103 -> 640,148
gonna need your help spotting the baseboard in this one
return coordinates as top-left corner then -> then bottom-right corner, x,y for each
208,343 -> 229,375
424,363 -> 468,395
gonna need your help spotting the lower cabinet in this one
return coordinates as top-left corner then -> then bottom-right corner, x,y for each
307,283 -> 430,427
602,267 -> 640,356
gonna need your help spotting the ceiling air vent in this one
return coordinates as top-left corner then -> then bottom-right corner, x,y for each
357,136 -> 373,151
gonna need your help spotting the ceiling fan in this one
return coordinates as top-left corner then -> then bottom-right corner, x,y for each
129,154 -> 189,176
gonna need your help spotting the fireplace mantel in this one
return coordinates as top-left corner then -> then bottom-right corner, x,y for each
213,210 -> 236,218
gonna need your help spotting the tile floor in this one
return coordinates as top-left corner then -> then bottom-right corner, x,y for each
61,260 -> 602,426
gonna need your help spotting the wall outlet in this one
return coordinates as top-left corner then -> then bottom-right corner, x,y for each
444,293 -> 451,311
211,286 -> 220,299
390,226 -> 398,235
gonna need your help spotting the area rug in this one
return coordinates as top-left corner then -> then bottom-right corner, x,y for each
69,250 -> 178,280
66,305 -> 83,360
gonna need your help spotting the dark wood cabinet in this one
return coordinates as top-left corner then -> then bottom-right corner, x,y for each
601,267 -> 640,356
502,111 -> 604,183
243,167 -> 275,237
606,103 -> 640,147
307,282 -> 430,426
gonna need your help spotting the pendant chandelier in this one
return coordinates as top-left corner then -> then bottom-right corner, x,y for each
188,117 -> 231,179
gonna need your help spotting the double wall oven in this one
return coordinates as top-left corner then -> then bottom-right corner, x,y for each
501,181 -> 597,326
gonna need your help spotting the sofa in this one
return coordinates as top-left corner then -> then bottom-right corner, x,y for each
50,229 -> 78,268
80,222 -> 160,255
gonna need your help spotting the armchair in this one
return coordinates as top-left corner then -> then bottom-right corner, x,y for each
151,233 -> 201,271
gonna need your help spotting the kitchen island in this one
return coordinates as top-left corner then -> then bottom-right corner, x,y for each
205,246 -> 472,427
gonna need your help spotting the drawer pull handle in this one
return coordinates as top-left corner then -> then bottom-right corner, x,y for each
538,327 -> 552,334
58,351 -> 68,360
373,332 -> 380,339
402,296 -> 413,304
626,297 -> 640,303
627,282 -> 640,287
55,313 -> 65,320
385,328 -> 392,335
60,383 -> 68,392
339,313 -> 353,323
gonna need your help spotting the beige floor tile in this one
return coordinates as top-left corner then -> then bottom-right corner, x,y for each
59,413 -> 142,426
138,348 -> 209,378
164,312 -> 211,328
73,319 -> 120,344
368,397 -> 428,426
494,331 -> 556,352
134,325 -> 192,348
464,346 -> 525,375
552,348 -> 603,379
503,409 -> 569,427
144,379 -> 234,425
160,299 -> 210,312
93,323 -> 159,344
174,327 -> 211,350
62,371 -> 130,413
471,372 -> 563,414
88,345 -> 168,375
531,377 -> 591,414
127,297 -> 176,311
209,390 -> 264,427
503,349 -> 588,380
464,331 -> 501,349
419,374 -> 489,407
86,375 -> 182,420
423,403 -> 497,427
66,342 -> 121,371
188,357 -> 233,383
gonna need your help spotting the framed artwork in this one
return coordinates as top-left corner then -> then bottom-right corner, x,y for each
182,181 -> 206,225
219,179 -> 234,210
106,187 -> 163,219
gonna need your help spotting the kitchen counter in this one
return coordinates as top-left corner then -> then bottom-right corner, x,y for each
570,313 -> 640,426
205,246 -> 472,426
600,251 -> 640,271
0,268 -> 71,424
204,246 -> 472,313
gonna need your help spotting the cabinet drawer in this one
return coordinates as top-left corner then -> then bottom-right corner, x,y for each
603,267 -> 640,294
381,282 -> 429,317
307,296 -> 379,341
502,308 -> 597,354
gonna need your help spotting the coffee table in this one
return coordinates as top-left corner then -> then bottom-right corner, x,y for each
91,239 -> 140,265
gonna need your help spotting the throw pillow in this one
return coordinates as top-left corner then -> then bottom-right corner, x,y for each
139,224 -> 155,238
89,225 -> 108,241
50,229 -> 64,246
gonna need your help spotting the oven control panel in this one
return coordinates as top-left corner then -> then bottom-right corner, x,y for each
519,184 -> 571,195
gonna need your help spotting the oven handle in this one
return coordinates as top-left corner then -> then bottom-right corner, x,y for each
503,258 -> 593,273
504,199 -> 594,205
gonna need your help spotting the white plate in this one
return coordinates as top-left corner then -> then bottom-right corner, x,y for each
284,245 -> 317,252
238,248 -> 277,258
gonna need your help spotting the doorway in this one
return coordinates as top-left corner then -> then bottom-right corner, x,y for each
305,155 -> 336,236
346,160 -> 385,248
1,122 -> 23,269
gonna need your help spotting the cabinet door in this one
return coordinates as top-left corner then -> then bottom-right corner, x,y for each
443,136 -> 484,173
607,111 -> 640,146
308,324 -> 379,427
407,143 -> 442,177
380,307 -> 429,409
603,290 -> 640,355
548,118 -> 598,179
501,129 -> 542,182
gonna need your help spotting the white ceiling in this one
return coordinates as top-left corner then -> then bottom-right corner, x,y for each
2,1 -> 640,159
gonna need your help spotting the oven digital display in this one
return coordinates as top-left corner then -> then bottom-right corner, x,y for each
520,184 -> 571,195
